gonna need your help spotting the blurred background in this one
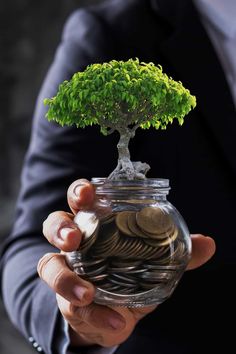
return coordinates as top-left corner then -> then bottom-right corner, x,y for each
0,1 -> 103,352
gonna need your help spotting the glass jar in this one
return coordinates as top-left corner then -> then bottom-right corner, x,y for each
65,178 -> 191,307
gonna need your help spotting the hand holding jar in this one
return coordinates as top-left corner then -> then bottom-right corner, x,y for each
37,178 -> 215,348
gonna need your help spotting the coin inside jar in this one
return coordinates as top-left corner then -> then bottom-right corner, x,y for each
115,211 -> 136,236
136,207 -> 172,235
127,212 -> 148,238
74,211 -> 99,239
70,205 -> 189,299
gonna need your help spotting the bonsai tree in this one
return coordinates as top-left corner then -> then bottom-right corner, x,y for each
44,58 -> 196,180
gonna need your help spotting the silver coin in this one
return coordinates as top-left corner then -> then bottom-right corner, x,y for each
127,268 -> 147,274
74,211 -> 99,239
99,284 -> 122,292
78,258 -> 106,267
110,259 -> 142,267
89,273 -> 108,282
109,277 -> 135,288
79,229 -> 98,254
143,263 -> 179,271
85,264 -> 107,277
100,213 -> 116,224
65,251 -> 82,264
140,271 -> 174,281
115,286 -> 139,294
107,266 -> 137,272
139,282 -> 161,290
74,266 -> 86,275
111,273 -> 138,284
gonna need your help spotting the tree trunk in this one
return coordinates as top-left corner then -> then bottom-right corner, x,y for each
108,129 -> 134,180
108,128 -> 150,180
117,130 -> 132,165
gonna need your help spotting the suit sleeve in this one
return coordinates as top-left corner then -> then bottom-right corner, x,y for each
0,9 -> 116,354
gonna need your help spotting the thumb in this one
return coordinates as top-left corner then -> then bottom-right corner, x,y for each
187,234 -> 216,270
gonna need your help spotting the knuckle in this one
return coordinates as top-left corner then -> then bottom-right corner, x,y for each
67,313 -> 85,327
37,253 -> 58,279
42,211 -> 74,241
63,304 -> 88,327
60,301 -> 80,321
66,302 -> 78,318
52,267 -> 68,293
75,305 -> 92,322
42,212 -> 58,237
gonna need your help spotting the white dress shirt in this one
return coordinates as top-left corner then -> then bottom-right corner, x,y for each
194,0 -> 236,107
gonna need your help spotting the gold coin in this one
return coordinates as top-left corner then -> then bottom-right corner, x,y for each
136,207 -> 173,235
118,237 -> 143,258
131,242 -> 150,259
142,245 -> 166,260
171,240 -> 189,262
156,227 -> 178,246
144,222 -> 175,242
142,223 -> 175,240
127,212 -> 149,238
112,234 -> 132,256
92,230 -> 119,257
115,211 -> 136,236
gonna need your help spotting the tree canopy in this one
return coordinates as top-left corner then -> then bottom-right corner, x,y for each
44,58 -> 196,135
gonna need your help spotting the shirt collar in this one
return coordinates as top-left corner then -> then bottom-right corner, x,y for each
194,0 -> 236,39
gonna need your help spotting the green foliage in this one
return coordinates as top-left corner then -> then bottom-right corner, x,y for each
44,58 -> 196,133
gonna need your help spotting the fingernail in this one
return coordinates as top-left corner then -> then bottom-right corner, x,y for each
73,181 -> 88,196
108,315 -> 125,330
60,227 -> 76,240
73,285 -> 87,301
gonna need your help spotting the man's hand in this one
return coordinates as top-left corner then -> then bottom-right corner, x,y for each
37,179 -> 216,348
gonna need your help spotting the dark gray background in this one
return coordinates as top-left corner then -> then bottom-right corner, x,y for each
0,1 -> 103,352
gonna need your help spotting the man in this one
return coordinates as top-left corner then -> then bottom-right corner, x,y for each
1,0 -> 235,353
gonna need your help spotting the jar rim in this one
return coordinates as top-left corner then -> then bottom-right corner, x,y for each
91,177 -> 169,189
92,178 -> 170,198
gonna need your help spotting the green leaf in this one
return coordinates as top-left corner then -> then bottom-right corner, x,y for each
44,58 -> 196,133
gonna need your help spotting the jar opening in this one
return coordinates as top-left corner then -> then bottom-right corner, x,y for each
91,177 -> 170,198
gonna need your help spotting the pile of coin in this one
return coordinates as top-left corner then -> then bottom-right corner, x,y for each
69,206 -> 189,294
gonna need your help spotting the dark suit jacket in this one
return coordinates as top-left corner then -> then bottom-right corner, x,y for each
1,0 -> 236,353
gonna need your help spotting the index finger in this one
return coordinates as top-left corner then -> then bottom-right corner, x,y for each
67,179 -> 96,215
43,211 -> 82,252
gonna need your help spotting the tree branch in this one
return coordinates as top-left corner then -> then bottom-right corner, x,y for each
131,123 -> 140,133
106,128 -> 115,135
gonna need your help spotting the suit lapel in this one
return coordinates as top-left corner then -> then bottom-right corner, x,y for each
151,0 -> 236,173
